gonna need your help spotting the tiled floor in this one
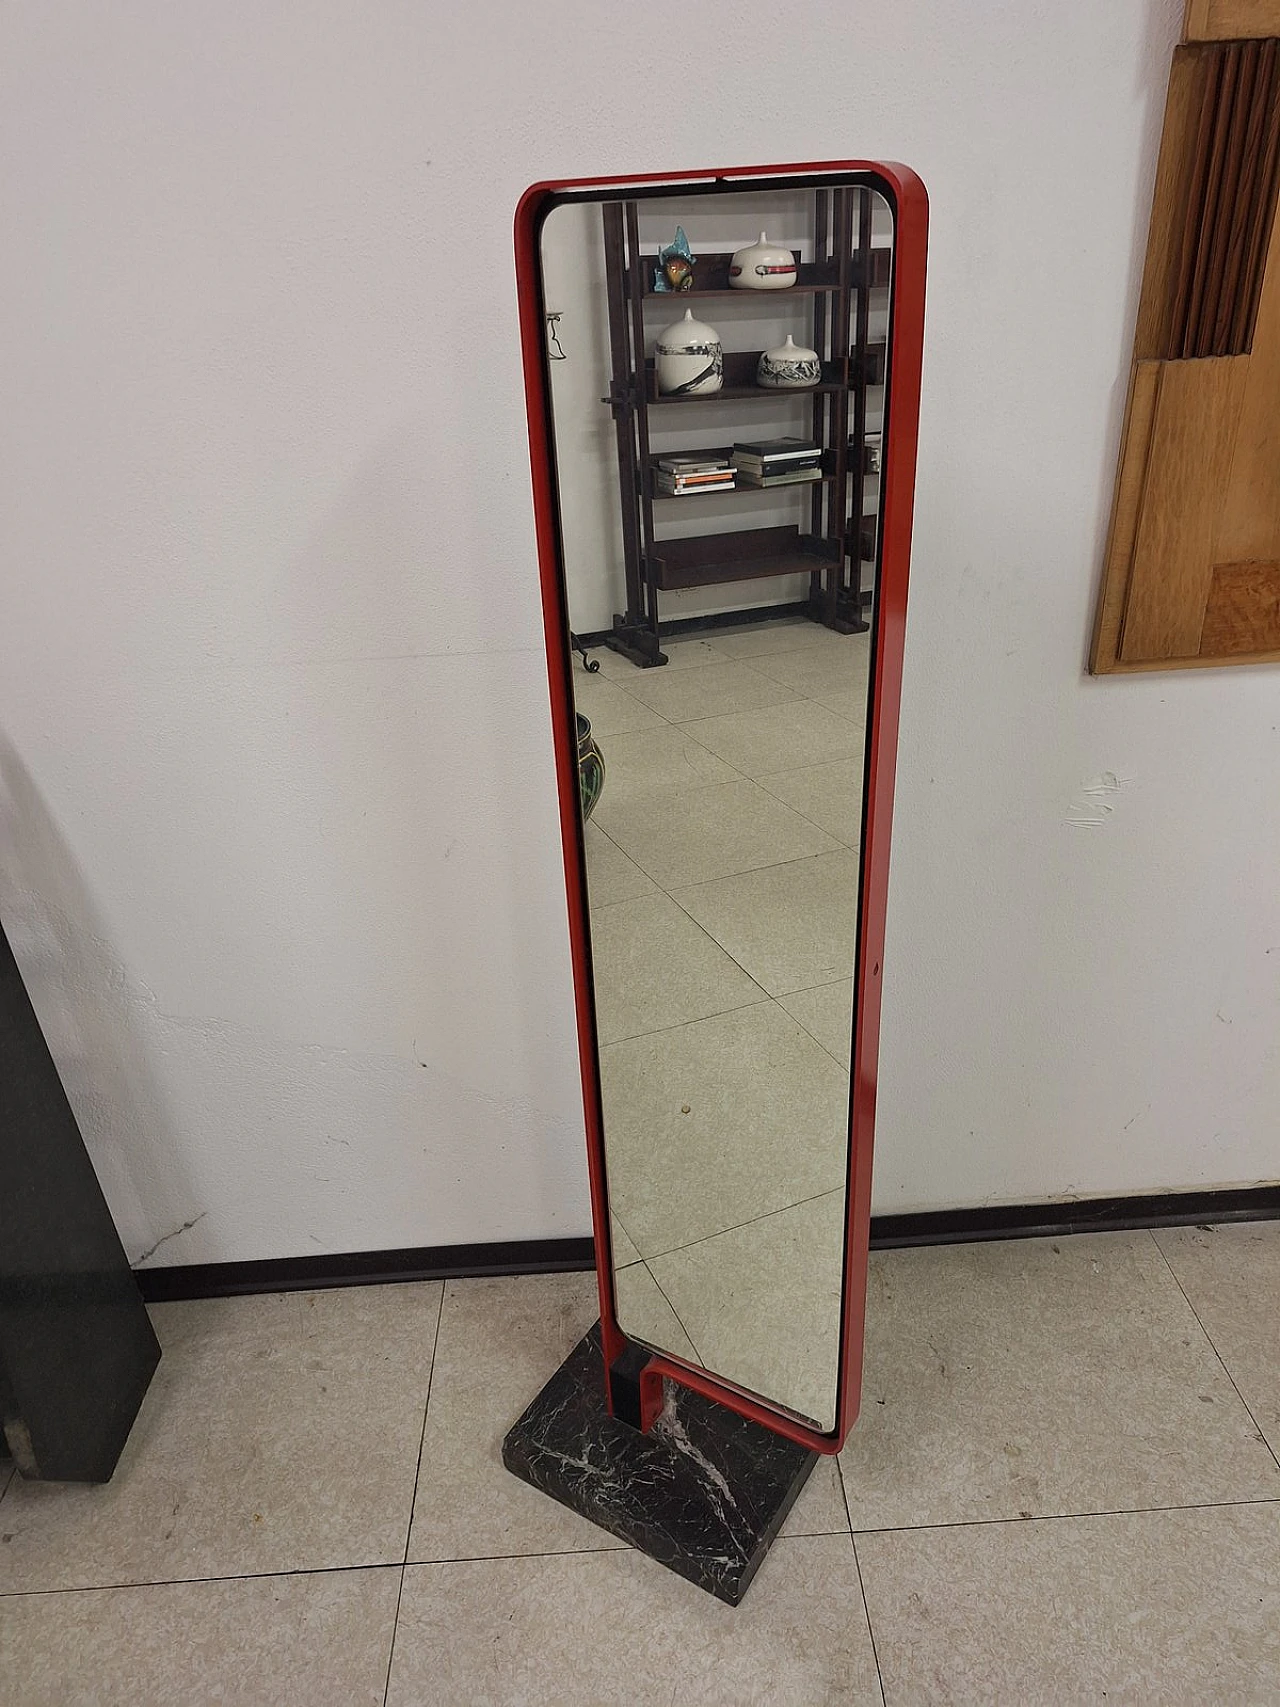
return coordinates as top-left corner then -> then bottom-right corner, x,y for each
4,1225 -> 1279,1703
577,618 -> 869,1428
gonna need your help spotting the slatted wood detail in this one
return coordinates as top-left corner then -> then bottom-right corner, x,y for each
1169,38 -> 1280,356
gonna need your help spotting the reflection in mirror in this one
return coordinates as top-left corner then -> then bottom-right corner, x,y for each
541,182 -> 892,1432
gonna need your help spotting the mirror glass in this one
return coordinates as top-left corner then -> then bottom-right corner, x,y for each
540,179 -> 893,1432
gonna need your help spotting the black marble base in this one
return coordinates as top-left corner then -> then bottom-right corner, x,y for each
502,1324 -> 817,1605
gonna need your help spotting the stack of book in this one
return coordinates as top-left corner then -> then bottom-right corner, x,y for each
654,454 -> 735,496
732,438 -> 824,487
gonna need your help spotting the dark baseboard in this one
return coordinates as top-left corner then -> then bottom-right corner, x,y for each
134,1236 -> 597,1302
133,1186 -> 1280,1302
866,1184 -> 1280,1249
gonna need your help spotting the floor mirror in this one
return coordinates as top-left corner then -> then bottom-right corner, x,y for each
514,162 -> 926,1465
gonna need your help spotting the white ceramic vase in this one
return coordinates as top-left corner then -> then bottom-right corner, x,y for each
756,334 -> 821,389
654,308 -> 723,395
729,232 -> 798,290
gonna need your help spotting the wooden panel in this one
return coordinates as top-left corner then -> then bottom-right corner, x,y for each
1119,355 -> 1248,660
1214,227 -> 1280,561
1184,0 -> 1280,41
1090,362 -> 1162,670
1200,560 -> 1280,649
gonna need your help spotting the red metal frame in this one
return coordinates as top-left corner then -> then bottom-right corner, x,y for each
515,161 -> 927,1453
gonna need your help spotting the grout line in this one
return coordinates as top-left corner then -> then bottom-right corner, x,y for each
640,1260 -> 705,1366
6,1499 -> 1280,1603
381,1281 -> 446,1707
638,1184 -> 846,1265
0,1559 -> 406,1600
600,992 -> 772,1049
846,1492 -> 1280,1540
838,1437 -> 887,1701
851,1540 -> 888,1705
1148,1230 -> 1280,1475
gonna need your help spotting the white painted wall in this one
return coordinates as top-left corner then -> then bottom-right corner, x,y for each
1,0 -> 1274,1268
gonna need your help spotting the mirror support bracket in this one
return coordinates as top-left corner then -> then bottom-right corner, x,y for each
608,1341 -> 665,1433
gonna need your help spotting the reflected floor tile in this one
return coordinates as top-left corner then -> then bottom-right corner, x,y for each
779,979 -> 854,1065
613,660 -> 801,723
839,1232 -> 1280,1530
584,822 -> 659,908
712,619 -> 859,660
614,1261 -> 700,1364
588,891 -> 766,1044
1154,1222 -> 1280,1454
573,670 -> 667,737
591,637 -> 733,675
650,1192 -> 846,1433
749,639 -> 871,698
590,724 -> 741,804
610,1214 -> 642,1268
407,1273 -> 623,1563
857,1503 -> 1280,1706
682,700 -> 865,781
760,760 -> 864,845
813,690 -> 869,723
672,851 -> 859,996
0,1566 -> 400,1707
0,1285 -> 442,1593
387,1537 -> 880,1706
594,780 -> 840,890
600,1003 -> 850,1255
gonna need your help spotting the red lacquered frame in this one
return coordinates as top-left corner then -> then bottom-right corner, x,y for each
516,162 -> 927,1453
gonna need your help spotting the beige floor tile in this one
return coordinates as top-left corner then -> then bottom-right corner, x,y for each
590,723 -> 742,804
407,1273 -> 623,1563
594,779 -> 840,890
839,1232 -> 1280,1530
683,700 -> 866,781
584,822 -> 658,908
588,891 -> 766,1044
612,660 -> 801,723
749,638 -> 872,698
0,1285 -> 442,1593
760,759 -> 865,845
591,637 -> 734,675
600,1003 -> 850,1256
857,1503 -> 1280,1706
712,619 -> 856,660
1154,1221 -> 1280,1454
651,1192 -> 846,1432
573,669 -> 667,737
672,851 -> 860,995
779,978 -> 855,1065
387,1536 -> 880,1706
0,1566 -> 400,1707
614,1261 -> 700,1363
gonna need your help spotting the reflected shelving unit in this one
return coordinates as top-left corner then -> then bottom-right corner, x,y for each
600,190 -> 887,667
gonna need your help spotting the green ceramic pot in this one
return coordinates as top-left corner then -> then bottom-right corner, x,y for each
577,713 -> 605,821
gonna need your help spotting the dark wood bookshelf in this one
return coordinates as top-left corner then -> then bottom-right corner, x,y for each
601,189 -> 884,667
638,246 -> 892,298
650,527 -> 840,592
